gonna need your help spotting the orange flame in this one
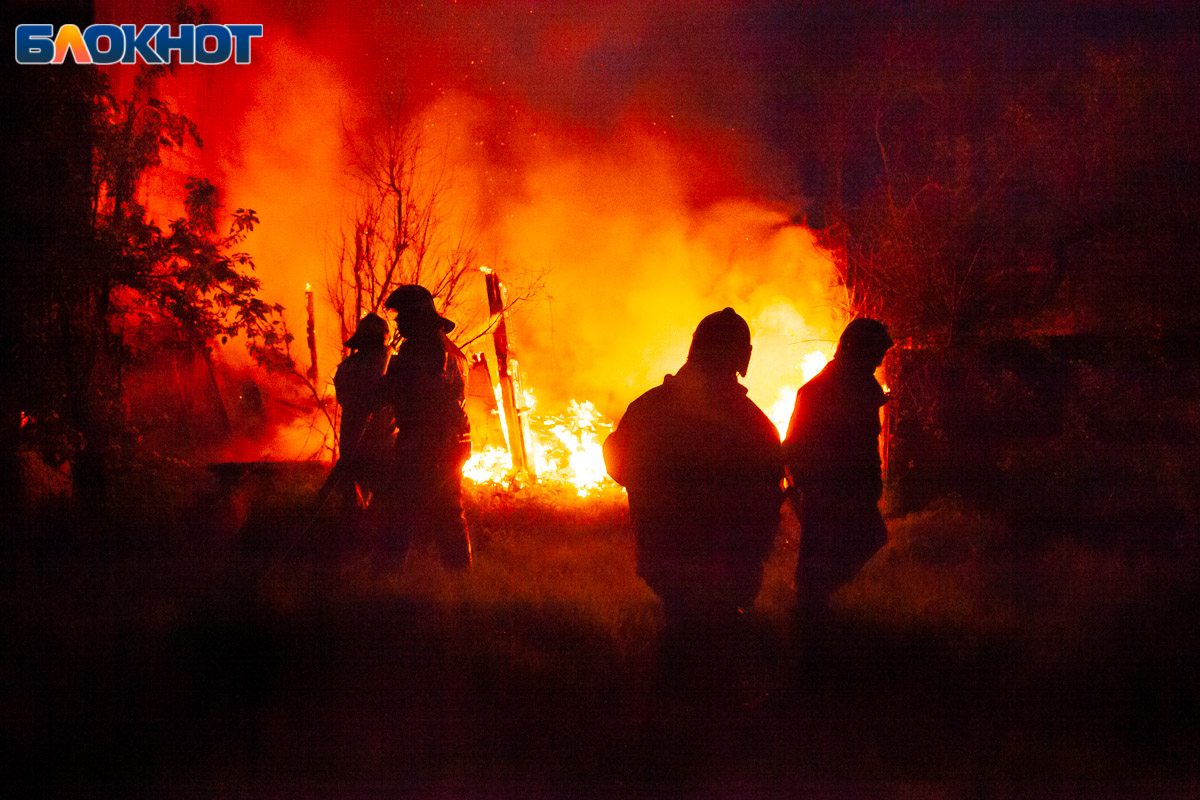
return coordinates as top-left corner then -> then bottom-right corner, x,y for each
105,11 -> 852,471
465,395 -> 615,496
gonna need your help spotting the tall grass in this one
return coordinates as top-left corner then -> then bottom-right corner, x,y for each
8,463 -> 1200,790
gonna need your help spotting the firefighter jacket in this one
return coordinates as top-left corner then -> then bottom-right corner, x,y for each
783,357 -> 887,505
603,362 -> 784,570
333,345 -> 390,453
377,332 -> 470,465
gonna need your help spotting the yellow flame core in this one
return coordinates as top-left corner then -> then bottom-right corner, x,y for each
464,397 -> 616,496
768,387 -> 797,438
763,349 -> 830,437
800,350 -> 831,384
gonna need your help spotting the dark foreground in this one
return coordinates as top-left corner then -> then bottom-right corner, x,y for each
4,465 -> 1199,797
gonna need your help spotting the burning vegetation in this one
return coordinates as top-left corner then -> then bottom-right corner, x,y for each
60,1 -> 853,479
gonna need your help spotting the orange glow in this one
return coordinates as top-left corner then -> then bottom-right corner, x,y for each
107,9 -> 849,470
465,395 -> 615,496
763,348 -> 831,436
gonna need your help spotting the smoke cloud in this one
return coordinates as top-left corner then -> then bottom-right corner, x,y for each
98,0 -> 848,456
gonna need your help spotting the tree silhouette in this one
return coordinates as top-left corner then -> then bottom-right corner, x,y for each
784,11 -> 1200,345
8,64 -> 291,513
326,93 -> 542,354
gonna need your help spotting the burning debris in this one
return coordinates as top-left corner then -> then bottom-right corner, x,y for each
464,270 -> 617,497
483,268 -> 535,480
464,396 -> 615,497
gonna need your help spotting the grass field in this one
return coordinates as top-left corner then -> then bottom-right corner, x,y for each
4,463 -> 1199,796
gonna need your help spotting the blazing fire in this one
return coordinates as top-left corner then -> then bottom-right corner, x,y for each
464,395 -> 613,497
458,256 -> 838,497
100,2 -> 851,467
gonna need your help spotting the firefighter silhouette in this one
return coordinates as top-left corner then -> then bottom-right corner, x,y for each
370,285 -> 472,570
604,308 -> 784,692
332,313 -> 391,508
784,317 -> 893,634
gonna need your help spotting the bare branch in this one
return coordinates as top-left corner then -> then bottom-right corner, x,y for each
325,87 -> 541,350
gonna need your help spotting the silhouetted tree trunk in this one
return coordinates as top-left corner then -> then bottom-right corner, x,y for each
1,0 -> 97,515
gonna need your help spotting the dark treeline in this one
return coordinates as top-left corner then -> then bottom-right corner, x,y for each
750,3 -> 1200,535
757,2 -> 1200,340
2,1 -> 96,513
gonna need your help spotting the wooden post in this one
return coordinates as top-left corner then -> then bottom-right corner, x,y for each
483,269 -> 534,478
305,283 -> 319,384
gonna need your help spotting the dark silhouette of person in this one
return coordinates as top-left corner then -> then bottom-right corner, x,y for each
604,308 -> 784,692
784,317 -> 893,635
370,285 -> 472,570
332,313 -> 391,508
